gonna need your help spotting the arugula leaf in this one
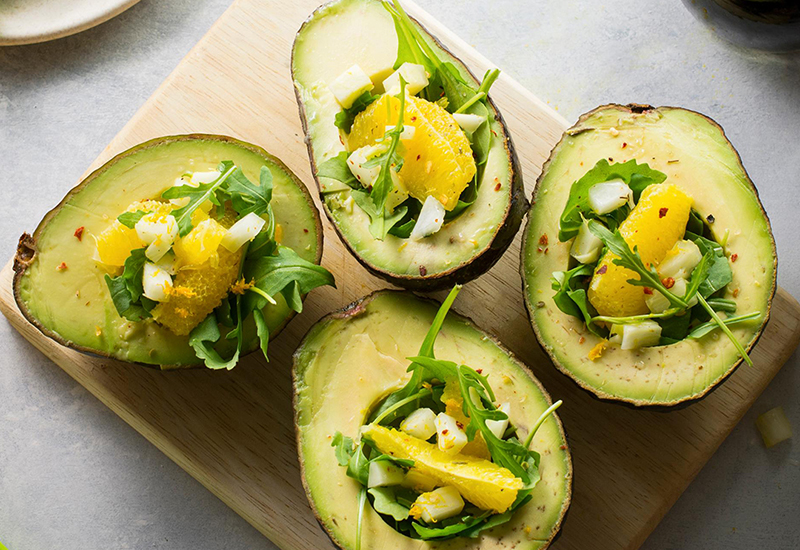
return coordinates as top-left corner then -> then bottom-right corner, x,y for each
188,313 -> 240,370
252,308 -> 270,359
386,1 -> 477,112
686,232 -> 732,298
317,152 -> 360,190
550,264 -> 605,336
104,248 -> 154,322
335,91 -> 378,133
368,285 -> 461,425
687,311 -> 760,339
162,162 -> 235,236
117,210 -> 149,229
104,275 -> 151,322
223,166 -> 272,217
588,220 -> 689,309
351,190 -> 408,240
242,245 -> 335,318
412,516 -> 485,539
365,79 -> 407,216
558,160 -> 667,241
696,294 -> 754,366
332,432 -> 356,467
368,487 -> 410,521
657,312 -> 693,344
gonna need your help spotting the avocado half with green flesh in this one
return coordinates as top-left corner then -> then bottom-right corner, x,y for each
521,104 -> 776,406
294,291 -> 571,549
292,0 -> 526,290
13,135 -> 323,369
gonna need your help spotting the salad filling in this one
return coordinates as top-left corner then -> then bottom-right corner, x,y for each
332,286 -> 562,544
317,0 -> 500,242
94,161 -> 334,369
551,158 -> 760,363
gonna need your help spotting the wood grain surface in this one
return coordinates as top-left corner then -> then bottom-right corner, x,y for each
2,1 -> 799,549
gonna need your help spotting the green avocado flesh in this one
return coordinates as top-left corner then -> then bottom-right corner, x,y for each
15,136 -> 321,368
294,291 -> 571,550
522,105 -> 776,406
292,0 -> 522,287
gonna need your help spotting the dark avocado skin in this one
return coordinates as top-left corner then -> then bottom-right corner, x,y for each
12,134 -> 324,370
520,103 -> 778,407
291,2 -> 527,291
292,289 -> 572,550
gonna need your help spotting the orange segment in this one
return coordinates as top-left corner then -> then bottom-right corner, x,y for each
588,183 -> 693,317
153,208 -> 241,336
349,94 -> 476,211
94,200 -> 174,266
361,424 -> 522,513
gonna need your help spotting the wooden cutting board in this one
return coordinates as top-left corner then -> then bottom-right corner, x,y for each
2,0 -> 799,548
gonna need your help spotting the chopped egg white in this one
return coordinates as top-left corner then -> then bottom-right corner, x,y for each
136,214 -> 178,262
382,62 -> 429,96
220,212 -> 266,252
410,196 -> 446,240
570,219 -> 604,264
400,408 -> 437,440
486,403 -> 511,440
367,459 -> 406,488
609,320 -> 662,350
588,179 -> 633,215
329,64 -> 374,108
453,113 -> 485,134
412,486 -> 464,523
435,413 -> 467,454
658,239 -> 703,280
142,262 -> 173,302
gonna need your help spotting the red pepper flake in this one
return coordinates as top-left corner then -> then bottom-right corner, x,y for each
597,265 -> 608,275
733,288 -> 740,297
303,228 -> 309,233
608,157 -> 614,162
560,444 -> 567,450
494,182 -> 501,191
476,368 -> 483,374
419,265 -> 427,276
731,253 -> 738,262
441,429 -> 449,435
491,129 -> 497,136
411,116 -> 417,122
456,422 -> 464,430
56,262 -> 68,271
661,277 -> 675,289
416,154 -> 421,160
622,142 -> 628,149
659,207 -> 668,218
579,336 -> 586,344
544,247 -> 549,254
538,234 -> 549,247
74,226 -> 84,241
643,287 -> 654,295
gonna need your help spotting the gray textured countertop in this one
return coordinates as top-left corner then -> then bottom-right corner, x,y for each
1,1 -> 798,549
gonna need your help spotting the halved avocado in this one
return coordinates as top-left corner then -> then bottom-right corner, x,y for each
293,291 -> 571,549
291,0 -> 526,290
521,104 -> 777,406
13,135 -> 323,369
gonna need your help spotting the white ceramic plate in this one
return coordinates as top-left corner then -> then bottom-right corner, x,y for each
0,0 -> 141,46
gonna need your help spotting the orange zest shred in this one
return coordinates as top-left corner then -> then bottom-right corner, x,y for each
588,339 -> 609,361
230,277 -> 255,295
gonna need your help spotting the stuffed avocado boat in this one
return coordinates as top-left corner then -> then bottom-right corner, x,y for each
294,287 -> 571,549
13,135 -> 333,369
292,0 -> 526,290
521,104 -> 776,406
